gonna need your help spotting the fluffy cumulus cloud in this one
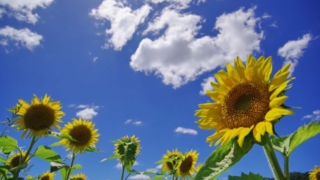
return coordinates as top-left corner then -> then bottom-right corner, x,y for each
0,0 -> 54,24
90,0 -> 152,50
130,7 -> 263,88
278,33 -> 312,76
200,76 -> 216,95
0,26 -> 43,50
302,110 -> 320,121
147,0 -> 192,9
175,127 -> 198,135
146,164 -> 162,173
129,174 -> 150,180
69,104 -> 100,119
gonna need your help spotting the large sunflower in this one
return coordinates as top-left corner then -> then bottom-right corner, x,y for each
162,149 -> 182,173
70,173 -> 88,180
60,118 -> 99,153
309,166 -> 320,180
115,135 -> 141,164
195,55 -> 294,147
12,94 -> 65,138
38,171 -> 55,180
176,150 -> 199,178
7,151 -> 29,169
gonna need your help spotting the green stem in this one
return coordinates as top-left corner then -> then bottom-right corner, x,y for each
263,135 -> 285,180
13,135 -> 37,180
65,152 -> 76,180
284,156 -> 290,180
120,163 -> 125,180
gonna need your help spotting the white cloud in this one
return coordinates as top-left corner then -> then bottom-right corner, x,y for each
133,121 -> 142,125
125,119 -> 132,124
175,127 -> 198,135
278,33 -> 312,76
146,164 -> 162,173
302,110 -> 320,121
262,13 -> 271,19
200,76 -> 216,95
147,0 -> 192,9
93,56 -> 98,62
129,174 -> 150,180
90,0 -> 152,50
130,7 -> 263,88
0,0 -> 54,24
76,108 -> 98,119
0,26 -> 43,50
115,161 -> 139,169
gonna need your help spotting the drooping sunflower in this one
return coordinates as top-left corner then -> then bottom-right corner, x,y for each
7,151 -> 29,169
60,118 -> 99,153
176,150 -> 199,178
162,149 -> 182,173
115,135 -> 141,165
195,55 -> 294,147
309,166 -> 320,180
12,94 -> 65,138
70,173 -> 88,180
38,171 -> 55,180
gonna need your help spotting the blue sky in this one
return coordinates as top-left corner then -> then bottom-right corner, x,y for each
0,0 -> 319,179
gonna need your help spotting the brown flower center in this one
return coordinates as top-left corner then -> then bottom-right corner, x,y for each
166,155 -> 179,171
221,83 -> 270,129
179,156 -> 193,173
316,171 -> 320,180
69,125 -> 92,146
40,175 -> 50,180
24,104 -> 55,131
10,155 -> 22,168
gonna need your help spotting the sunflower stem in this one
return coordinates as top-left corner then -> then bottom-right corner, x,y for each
263,135 -> 285,180
284,156 -> 290,180
13,135 -> 37,180
65,152 -> 76,180
120,163 -> 125,180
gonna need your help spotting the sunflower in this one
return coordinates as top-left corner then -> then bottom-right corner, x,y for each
38,171 -> 55,180
7,151 -> 29,169
115,135 -> 141,164
176,150 -> 199,178
70,173 -> 88,180
12,94 -> 65,138
162,149 -> 182,173
195,55 -> 294,147
60,118 -> 99,153
309,166 -> 320,180
194,163 -> 203,174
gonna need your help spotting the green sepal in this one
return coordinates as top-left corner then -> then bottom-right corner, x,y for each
270,121 -> 320,156
228,172 -> 265,180
0,136 -> 19,154
33,145 -> 62,163
194,137 -> 253,180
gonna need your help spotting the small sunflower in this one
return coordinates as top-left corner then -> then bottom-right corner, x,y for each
7,151 -> 29,169
70,173 -> 88,180
176,150 -> 199,178
60,118 -> 99,153
115,135 -> 141,165
162,149 -> 182,173
38,171 -> 55,180
309,166 -> 320,180
195,55 -> 294,147
12,94 -> 65,138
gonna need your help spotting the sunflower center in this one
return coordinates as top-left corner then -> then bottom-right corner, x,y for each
69,125 -> 92,146
317,171 -> 320,180
24,105 -> 55,131
221,83 -> 270,129
179,156 -> 193,173
10,155 -> 22,168
40,175 -> 50,180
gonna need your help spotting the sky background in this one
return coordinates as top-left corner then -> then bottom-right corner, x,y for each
0,0 -> 320,179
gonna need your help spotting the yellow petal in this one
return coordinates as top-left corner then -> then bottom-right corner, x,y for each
269,96 -> 288,108
32,94 -> 41,105
237,126 -> 253,147
265,108 -> 294,121
269,71 -> 290,92
42,94 -> 51,104
270,79 -> 293,100
265,121 -> 274,135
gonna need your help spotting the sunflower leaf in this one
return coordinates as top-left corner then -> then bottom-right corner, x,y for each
34,146 -> 62,163
271,121 -> 320,156
49,141 -> 62,147
152,175 -> 166,180
228,172 -> 264,180
0,156 -> 6,163
0,135 -> 18,154
100,154 -> 119,162
194,138 -> 253,180
72,164 -> 82,170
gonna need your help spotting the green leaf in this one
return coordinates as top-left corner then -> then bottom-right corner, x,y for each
33,146 -> 62,163
0,136 -> 18,154
50,161 -> 68,172
84,146 -> 102,153
0,156 -> 6,164
152,175 -> 165,180
271,121 -> 320,156
228,172 -> 265,180
49,141 -> 62,147
155,156 -> 176,164
143,171 -> 159,175
194,138 -> 253,180
72,164 -> 82,170
100,154 -> 119,162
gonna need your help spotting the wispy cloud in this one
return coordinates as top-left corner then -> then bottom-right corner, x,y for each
278,33 -> 312,76
128,174 -> 150,180
200,76 -> 216,95
175,127 -> 198,135
124,119 -> 132,124
302,110 -> 320,121
93,56 -> 98,62
124,119 -> 143,126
